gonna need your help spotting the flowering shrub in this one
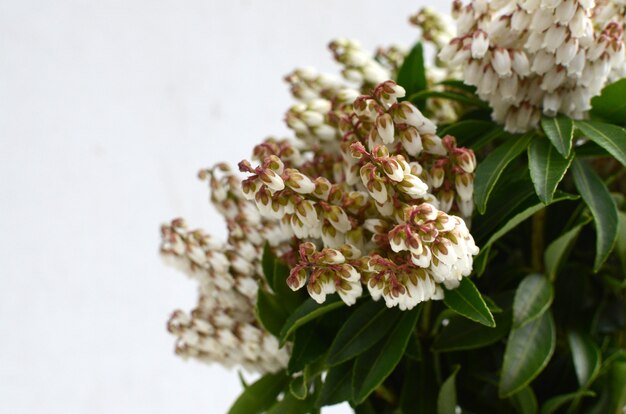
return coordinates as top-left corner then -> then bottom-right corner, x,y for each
160,2 -> 626,413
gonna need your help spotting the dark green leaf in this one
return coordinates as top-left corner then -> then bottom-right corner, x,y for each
409,89 -> 487,109
316,362 -> 353,408
443,278 -> 495,327
267,393 -> 313,414
437,365 -> 461,414
540,116 -> 574,158
528,137 -> 573,204
327,300 -> 401,366
396,42 -> 427,104
481,192 -> 579,252
567,331 -> 601,387
439,120 -> 495,147
510,386 -> 538,414
590,78 -> 626,125
289,375 -> 307,400
262,243 -> 276,290
280,296 -> 344,345
228,371 -> 289,414
576,121 -> 626,167
287,323 -> 327,374
544,217 -> 591,280
273,261 -> 305,313
539,391 -> 596,414
432,311 -> 511,352
571,158 -> 619,271
499,311 -> 556,397
512,274 -> 553,329
616,212 -> 626,276
437,79 -> 478,93
352,306 -> 421,404
404,332 -> 422,361
474,133 -> 534,213
256,289 -> 288,337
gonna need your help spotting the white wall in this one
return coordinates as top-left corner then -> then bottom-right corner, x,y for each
0,1 -> 445,412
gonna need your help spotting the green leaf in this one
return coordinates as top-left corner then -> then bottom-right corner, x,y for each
499,311 -> 556,398
544,216 -> 591,280
567,331 -> 601,387
571,158 -> 619,271
256,289 -> 288,337
440,120 -> 501,150
576,121 -> 626,167
352,306 -> 421,404
262,243 -> 276,290
228,371 -> 289,414
327,300 -> 401,366
396,42 -> 427,103
437,366 -> 461,414
540,116 -> 574,158
267,393 -> 313,414
474,133 -> 534,214
316,362 -> 353,408
528,137 -> 573,204
273,261 -> 305,313
616,212 -> 626,276
432,311 -> 511,352
409,89 -> 487,109
540,391 -> 596,414
287,322 -> 327,374
279,296 -> 344,345
443,278 -> 495,327
590,78 -> 626,125
481,191 -> 578,252
289,375 -> 307,400
510,386 -> 538,414
512,274 -> 553,329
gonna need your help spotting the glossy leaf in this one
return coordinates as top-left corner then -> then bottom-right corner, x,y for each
327,300 -> 401,366
539,391 -> 596,414
267,393 -> 313,414
228,371 -> 289,414
544,217 -> 591,280
432,311 -> 511,352
352,306 -> 421,404
512,274 -> 553,329
527,137 -> 572,204
571,158 -> 619,271
510,386 -> 539,414
616,212 -> 626,275
576,121 -> 626,167
396,42 -> 427,103
437,365 -> 460,414
409,89 -> 487,108
540,116 -> 574,158
289,375 -> 307,400
590,78 -> 626,125
287,323 -> 327,374
256,289 -> 288,337
438,120 -> 494,147
482,192 -> 578,252
261,244 -> 276,290
500,311 -> 556,397
443,278 -> 495,327
474,133 -> 534,213
279,296 -> 344,345
316,362 -> 353,408
568,331 -> 601,387
273,261 -> 305,313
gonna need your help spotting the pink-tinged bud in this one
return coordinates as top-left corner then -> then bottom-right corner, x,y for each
376,80 -> 406,108
241,178 -> 259,200
455,172 -> 474,202
284,169 -> 315,194
388,225 -> 409,252
471,31 -> 489,59
349,141 -> 368,159
376,113 -> 395,144
398,174 -> 429,198
492,48 -> 512,77
325,205 -> 352,233
259,169 -> 285,192
287,266 -> 308,290
455,148 -> 476,173
340,244 -> 361,259
318,248 -> 346,265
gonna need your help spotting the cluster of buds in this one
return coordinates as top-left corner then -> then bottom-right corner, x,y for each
240,80 -> 480,309
440,0 -> 626,132
329,38 -> 391,88
161,219 -> 289,373
410,7 -> 456,49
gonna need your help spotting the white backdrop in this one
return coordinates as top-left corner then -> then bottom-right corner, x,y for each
0,1 -> 445,412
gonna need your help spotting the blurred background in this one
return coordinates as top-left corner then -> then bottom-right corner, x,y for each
0,0 -> 445,412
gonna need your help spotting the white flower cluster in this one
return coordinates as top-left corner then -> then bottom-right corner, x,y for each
160,165 -> 291,374
440,0 -> 626,132
240,80 -> 480,310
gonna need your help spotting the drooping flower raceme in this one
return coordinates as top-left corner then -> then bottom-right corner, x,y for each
440,0 -> 626,132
